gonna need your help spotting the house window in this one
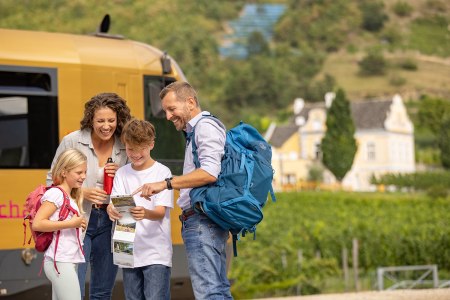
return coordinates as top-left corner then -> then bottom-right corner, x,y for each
367,142 -> 376,161
283,173 -> 296,185
312,118 -> 321,130
314,142 -> 321,160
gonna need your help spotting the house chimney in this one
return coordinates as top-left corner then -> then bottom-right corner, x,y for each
293,98 -> 304,114
325,92 -> 335,108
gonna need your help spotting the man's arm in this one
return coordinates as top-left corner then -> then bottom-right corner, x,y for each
132,168 -> 216,199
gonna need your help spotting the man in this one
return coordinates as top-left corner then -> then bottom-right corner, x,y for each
132,81 -> 233,299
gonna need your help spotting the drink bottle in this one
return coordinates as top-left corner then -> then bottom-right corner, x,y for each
104,157 -> 113,195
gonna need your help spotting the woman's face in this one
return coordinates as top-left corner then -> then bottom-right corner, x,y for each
92,107 -> 117,141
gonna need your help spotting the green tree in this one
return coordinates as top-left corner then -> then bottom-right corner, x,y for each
321,88 -> 357,181
359,1 -> 388,32
247,31 -> 270,56
418,96 -> 450,134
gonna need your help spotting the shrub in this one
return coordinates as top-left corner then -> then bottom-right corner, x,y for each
427,185 -> 448,199
382,26 -> 403,47
425,0 -> 447,12
389,74 -> 407,86
398,58 -> 418,70
358,50 -> 387,76
393,1 -> 413,17
308,163 -> 324,182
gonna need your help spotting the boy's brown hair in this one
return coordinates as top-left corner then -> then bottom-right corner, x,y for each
121,118 -> 156,147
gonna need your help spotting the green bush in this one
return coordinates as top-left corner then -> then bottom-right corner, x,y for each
389,73 -> 407,86
427,185 -> 448,199
398,58 -> 418,71
371,171 -> 450,192
382,26 -> 403,47
393,1 -> 413,17
358,50 -> 387,76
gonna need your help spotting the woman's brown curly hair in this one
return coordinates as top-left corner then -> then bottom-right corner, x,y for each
80,93 -> 132,136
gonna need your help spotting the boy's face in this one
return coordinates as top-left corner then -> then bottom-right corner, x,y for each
126,142 -> 154,170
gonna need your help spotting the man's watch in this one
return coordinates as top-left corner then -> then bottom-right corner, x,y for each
165,177 -> 173,190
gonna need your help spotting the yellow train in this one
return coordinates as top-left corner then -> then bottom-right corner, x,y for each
0,25 -> 192,298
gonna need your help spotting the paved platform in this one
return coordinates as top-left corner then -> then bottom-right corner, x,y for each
256,289 -> 450,300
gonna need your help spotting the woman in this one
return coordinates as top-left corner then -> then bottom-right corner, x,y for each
47,92 -> 132,299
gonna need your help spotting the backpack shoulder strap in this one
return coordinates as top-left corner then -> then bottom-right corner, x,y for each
188,113 -> 224,168
50,186 -> 78,220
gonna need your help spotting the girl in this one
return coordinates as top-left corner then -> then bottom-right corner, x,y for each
33,148 -> 88,300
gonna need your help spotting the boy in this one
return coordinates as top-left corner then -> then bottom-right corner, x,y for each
106,118 -> 173,300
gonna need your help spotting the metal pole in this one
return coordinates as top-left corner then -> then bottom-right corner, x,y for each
377,268 -> 384,291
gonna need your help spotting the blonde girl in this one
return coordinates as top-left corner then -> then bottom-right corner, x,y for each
33,148 -> 87,300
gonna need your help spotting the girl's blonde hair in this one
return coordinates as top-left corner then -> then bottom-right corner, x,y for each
51,148 -> 87,213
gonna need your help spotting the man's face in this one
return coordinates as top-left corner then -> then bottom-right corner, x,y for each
161,91 -> 191,131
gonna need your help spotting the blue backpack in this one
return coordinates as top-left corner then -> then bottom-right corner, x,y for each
189,115 -> 276,256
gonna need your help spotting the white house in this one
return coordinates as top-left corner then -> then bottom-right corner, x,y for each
266,94 -> 415,191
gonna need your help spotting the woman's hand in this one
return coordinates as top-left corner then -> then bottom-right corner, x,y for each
104,162 -> 120,177
130,206 -> 146,221
82,187 -> 107,205
107,204 -> 122,221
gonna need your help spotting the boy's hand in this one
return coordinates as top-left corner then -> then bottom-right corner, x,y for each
107,204 -> 122,221
130,206 -> 146,221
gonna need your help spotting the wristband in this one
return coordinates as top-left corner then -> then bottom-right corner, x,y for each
165,177 -> 173,190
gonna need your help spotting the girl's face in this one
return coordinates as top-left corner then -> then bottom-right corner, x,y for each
126,143 -> 154,171
64,163 -> 87,189
92,107 -> 117,141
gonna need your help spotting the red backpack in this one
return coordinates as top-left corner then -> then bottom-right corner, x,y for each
23,185 -> 84,273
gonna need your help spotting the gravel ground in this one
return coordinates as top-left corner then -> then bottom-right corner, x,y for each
256,289 -> 450,300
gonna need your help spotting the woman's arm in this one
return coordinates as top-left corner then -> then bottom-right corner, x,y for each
32,201 -> 86,232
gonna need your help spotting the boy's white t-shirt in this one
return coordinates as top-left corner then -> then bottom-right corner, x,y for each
112,161 -> 173,268
41,188 -> 85,263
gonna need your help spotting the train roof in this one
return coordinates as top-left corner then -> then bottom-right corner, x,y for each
0,28 -> 184,78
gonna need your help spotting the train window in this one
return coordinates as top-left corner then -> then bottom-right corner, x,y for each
0,66 -> 58,169
143,76 -> 184,175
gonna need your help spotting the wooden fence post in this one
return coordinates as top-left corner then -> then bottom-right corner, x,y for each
342,247 -> 349,291
352,238 -> 360,291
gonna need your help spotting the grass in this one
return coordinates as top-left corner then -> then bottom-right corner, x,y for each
320,51 -> 450,100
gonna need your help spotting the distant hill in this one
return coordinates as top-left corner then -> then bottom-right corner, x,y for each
0,0 -> 448,121
272,0 -> 450,102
